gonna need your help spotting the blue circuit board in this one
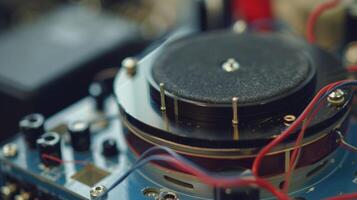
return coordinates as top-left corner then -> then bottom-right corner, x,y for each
1,96 -> 357,200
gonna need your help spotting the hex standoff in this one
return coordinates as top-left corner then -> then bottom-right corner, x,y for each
122,57 -> 138,76
232,97 -> 239,125
159,83 -> 166,111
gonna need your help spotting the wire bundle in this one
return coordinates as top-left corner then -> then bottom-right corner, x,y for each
105,146 -> 290,200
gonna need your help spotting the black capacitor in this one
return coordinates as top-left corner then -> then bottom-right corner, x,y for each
68,121 -> 91,152
37,132 -> 62,167
19,113 -> 45,148
102,138 -> 119,157
89,81 -> 109,111
214,186 -> 260,200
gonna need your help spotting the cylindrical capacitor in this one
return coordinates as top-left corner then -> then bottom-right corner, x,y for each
37,132 -> 62,167
102,138 -> 119,157
19,113 -> 45,148
89,82 -> 108,111
68,121 -> 91,152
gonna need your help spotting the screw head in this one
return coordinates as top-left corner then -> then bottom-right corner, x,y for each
2,143 -> 18,158
222,58 -> 240,72
122,57 -> 138,76
142,188 -> 160,198
327,89 -> 345,106
233,20 -> 247,33
90,185 -> 107,200
158,191 -> 178,200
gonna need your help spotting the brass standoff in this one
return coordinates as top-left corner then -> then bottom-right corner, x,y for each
284,151 -> 291,173
327,89 -> 345,106
159,83 -> 166,111
122,57 -> 138,76
232,97 -> 239,125
284,115 -> 296,127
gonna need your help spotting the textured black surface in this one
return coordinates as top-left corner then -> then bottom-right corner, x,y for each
152,32 -> 312,104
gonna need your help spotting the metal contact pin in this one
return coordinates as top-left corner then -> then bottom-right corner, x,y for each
159,83 -> 166,111
232,97 -> 239,125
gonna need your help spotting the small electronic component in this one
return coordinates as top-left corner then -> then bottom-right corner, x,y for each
19,113 -> 45,149
68,121 -> 91,152
89,82 -> 109,111
37,132 -> 62,167
102,138 -> 119,157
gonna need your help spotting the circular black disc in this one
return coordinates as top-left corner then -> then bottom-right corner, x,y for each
152,32 -> 312,105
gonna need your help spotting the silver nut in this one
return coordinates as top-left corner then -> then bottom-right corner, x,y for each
158,191 -> 179,200
327,89 -> 345,106
222,58 -> 240,72
90,185 -> 107,200
142,188 -> 160,198
122,57 -> 138,76
2,143 -> 18,158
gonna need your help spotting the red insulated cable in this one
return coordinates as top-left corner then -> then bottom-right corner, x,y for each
283,101 -> 326,192
347,65 -> 357,72
41,154 -> 88,166
324,193 -> 357,200
157,154 -> 291,200
306,0 -> 341,43
252,80 -> 345,176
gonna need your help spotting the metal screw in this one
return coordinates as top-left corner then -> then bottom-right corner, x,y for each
142,188 -> 160,198
2,143 -> 18,158
122,57 -> 138,76
327,89 -> 345,106
225,188 -> 232,194
90,185 -> 107,200
158,191 -> 178,200
283,115 -> 296,126
222,58 -> 240,72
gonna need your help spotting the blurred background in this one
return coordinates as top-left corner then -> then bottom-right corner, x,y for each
0,0 -> 356,140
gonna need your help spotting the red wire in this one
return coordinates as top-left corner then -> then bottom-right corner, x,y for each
252,80 -> 345,176
283,101 -> 326,192
156,154 -> 291,200
306,0 -> 341,43
42,153 -> 289,199
41,154 -> 88,166
347,65 -> 357,73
